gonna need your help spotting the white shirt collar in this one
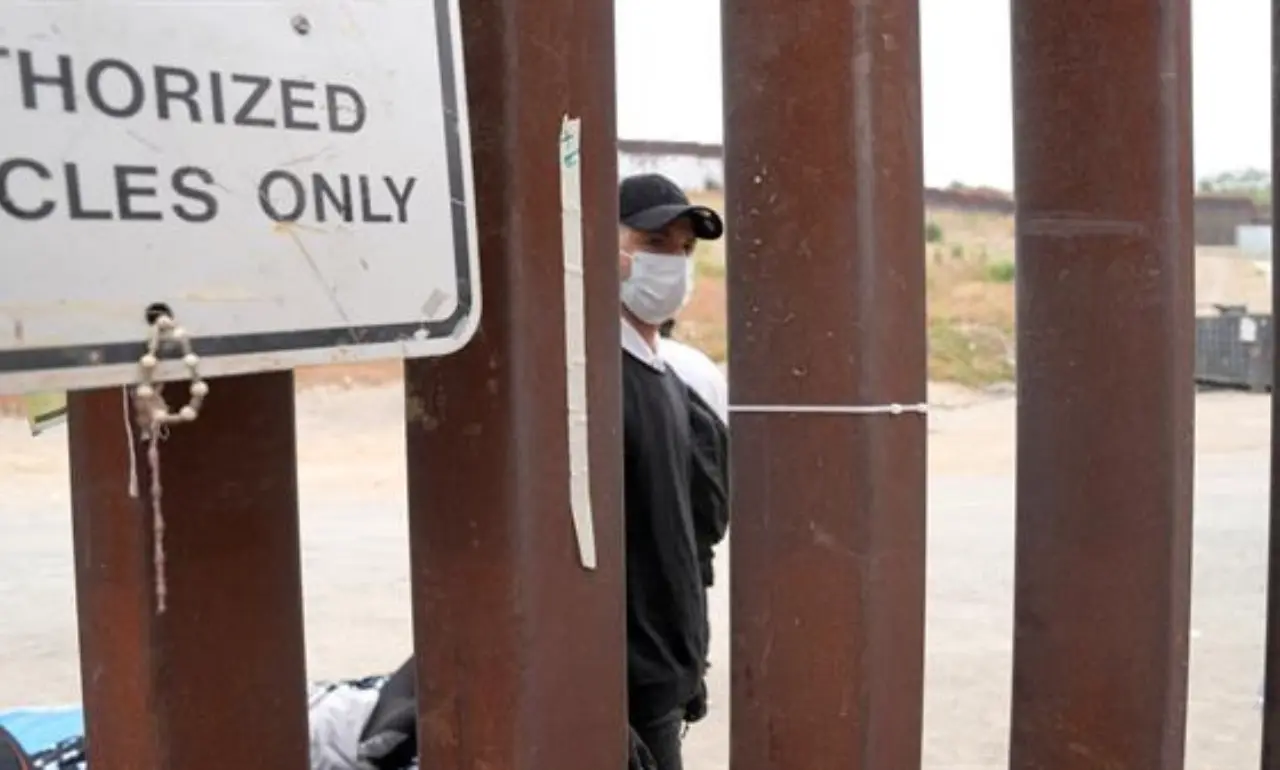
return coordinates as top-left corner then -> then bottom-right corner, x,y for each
621,317 -> 664,371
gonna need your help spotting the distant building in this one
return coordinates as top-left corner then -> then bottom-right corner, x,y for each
922,186 -> 1015,216
617,141 -> 1269,245
1195,195 -> 1263,246
618,139 -> 724,190
617,139 -> 1018,216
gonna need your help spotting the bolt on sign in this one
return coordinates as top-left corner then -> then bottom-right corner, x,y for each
0,0 -> 480,395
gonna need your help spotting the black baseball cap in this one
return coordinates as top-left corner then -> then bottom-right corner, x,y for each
619,173 -> 724,240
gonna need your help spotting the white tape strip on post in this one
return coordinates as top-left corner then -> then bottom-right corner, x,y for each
559,115 -> 596,570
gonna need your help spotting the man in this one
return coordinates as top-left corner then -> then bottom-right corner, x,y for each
618,173 -> 729,770
340,174 -> 732,770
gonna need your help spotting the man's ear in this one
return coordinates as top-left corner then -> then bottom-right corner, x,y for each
618,225 -> 640,280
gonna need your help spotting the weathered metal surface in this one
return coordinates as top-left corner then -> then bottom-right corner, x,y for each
1008,1 -> 1195,768
722,0 -> 929,767
69,388 -> 164,770
401,0 -> 626,766
69,372 -> 309,770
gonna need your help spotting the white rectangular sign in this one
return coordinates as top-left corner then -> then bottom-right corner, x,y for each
0,0 -> 479,395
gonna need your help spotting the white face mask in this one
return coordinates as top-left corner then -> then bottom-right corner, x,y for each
621,251 -> 695,325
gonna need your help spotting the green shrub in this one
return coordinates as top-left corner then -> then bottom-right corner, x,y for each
925,220 -> 944,243
985,261 -> 1015,283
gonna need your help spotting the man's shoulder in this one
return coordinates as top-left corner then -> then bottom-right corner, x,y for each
657,338 -> 728,422
659,339 -> 721,380
658,337 -> 718,370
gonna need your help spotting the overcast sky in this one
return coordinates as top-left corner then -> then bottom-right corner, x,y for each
616,0 -> 1271,191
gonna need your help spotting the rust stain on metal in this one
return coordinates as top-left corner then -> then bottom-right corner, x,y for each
68,389 -> 164,770
401,0 -> 625,767
403,382 -> 438,430
1019,215 -> 1151,239
1008,0 -> 1195,768
723,0 -> 929,767
69,373 -> 309,770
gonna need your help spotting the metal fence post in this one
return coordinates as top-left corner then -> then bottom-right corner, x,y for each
401,0 -> 626,767
1008,1 -> 1195,768
722,0 -> 929,767
69,373 -> 309,770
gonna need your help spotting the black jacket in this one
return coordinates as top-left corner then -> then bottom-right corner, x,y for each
685,386 -> 730,588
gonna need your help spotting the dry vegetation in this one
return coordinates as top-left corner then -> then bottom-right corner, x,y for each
682,191 -> 1017,387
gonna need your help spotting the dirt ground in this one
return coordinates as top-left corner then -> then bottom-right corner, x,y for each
1197,247 -> 1273,314
0,376 -> 1274,769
